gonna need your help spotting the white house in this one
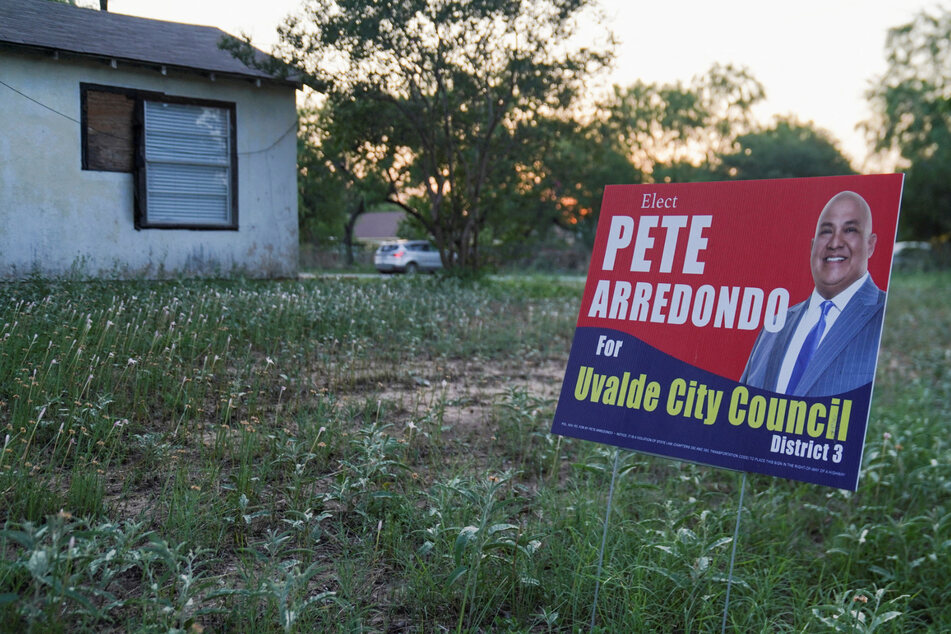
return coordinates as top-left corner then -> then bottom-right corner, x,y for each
0,0 -> 300,279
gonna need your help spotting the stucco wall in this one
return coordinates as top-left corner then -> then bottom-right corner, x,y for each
0,49 -> 298,279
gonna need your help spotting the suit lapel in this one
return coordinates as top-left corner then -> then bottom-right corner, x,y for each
764,301 -> 807,390
796,278 -> 881,394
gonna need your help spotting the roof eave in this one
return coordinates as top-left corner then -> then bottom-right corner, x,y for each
0,41 -> 302,89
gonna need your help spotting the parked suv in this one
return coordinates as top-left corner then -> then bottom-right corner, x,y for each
374,240 -> 443,274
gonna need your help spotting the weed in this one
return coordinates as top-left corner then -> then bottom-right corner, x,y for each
0,273 -> 948,631
812,587 -> 908,632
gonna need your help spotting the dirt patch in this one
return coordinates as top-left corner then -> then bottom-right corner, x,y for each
363,356 -> 566,435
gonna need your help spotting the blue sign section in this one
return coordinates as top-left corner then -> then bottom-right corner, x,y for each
552,327 -> 872,490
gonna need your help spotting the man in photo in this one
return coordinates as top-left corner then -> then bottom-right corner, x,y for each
741,190 -> 885,397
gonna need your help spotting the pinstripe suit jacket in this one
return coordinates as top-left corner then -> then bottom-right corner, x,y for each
740,276 -> 885,397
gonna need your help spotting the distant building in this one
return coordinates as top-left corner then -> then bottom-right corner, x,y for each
0,0 -> 301,279
353,210 -> 405,244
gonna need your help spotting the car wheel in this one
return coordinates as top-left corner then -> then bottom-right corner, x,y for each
405,262 -> 419,274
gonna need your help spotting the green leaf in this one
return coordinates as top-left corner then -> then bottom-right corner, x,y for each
873,611 -> 903,626
0,529 -> 36,549
454,526 -> 479,564
26,549 -> 50,579
483,541 -> 515,552
62,586 -> 103,618
447,565 -> 469,586
705,536 -> 733,551
301,590 -> 337,609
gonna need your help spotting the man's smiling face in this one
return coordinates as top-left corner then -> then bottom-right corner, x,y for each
810,194 -> 877,299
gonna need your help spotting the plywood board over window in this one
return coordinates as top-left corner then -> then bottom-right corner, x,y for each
81,84 -> 136,172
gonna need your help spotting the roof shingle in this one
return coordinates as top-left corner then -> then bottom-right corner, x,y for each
0,0 -> 297,86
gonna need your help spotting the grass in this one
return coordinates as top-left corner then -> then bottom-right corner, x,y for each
1,271 -> 949,632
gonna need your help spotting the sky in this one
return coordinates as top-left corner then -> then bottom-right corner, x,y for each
105,0 -> 948,169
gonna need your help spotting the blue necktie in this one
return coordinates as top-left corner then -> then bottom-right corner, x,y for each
787,300 -> 834,393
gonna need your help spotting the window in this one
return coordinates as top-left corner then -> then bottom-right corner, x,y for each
81,84 -> 238,230
138,100 -> 236,229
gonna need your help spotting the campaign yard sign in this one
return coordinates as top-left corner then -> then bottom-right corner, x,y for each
552,175 -> 903,490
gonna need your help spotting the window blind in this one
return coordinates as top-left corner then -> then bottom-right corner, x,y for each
143,101 -> 232,225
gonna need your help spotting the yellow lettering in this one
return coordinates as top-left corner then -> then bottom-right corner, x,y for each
668,379 -> 686,416
729,386 -> 748,425
807,402 -> 826,438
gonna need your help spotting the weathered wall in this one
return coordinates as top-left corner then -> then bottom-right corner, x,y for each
0,49 -> 298,279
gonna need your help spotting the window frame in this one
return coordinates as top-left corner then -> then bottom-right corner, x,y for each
135,94 -> 239,231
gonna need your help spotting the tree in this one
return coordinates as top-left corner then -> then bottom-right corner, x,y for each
296,107 -> 349,248
483,113 -> 641,252
270,0 -> 613,270
866,8 -> 951,239
718,117 -> 854,181
296,95 -> 396,264
599,64 -> 765,181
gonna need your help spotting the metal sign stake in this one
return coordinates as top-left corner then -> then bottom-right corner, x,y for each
590,449 -> 621,632
721,471 -> 748,633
